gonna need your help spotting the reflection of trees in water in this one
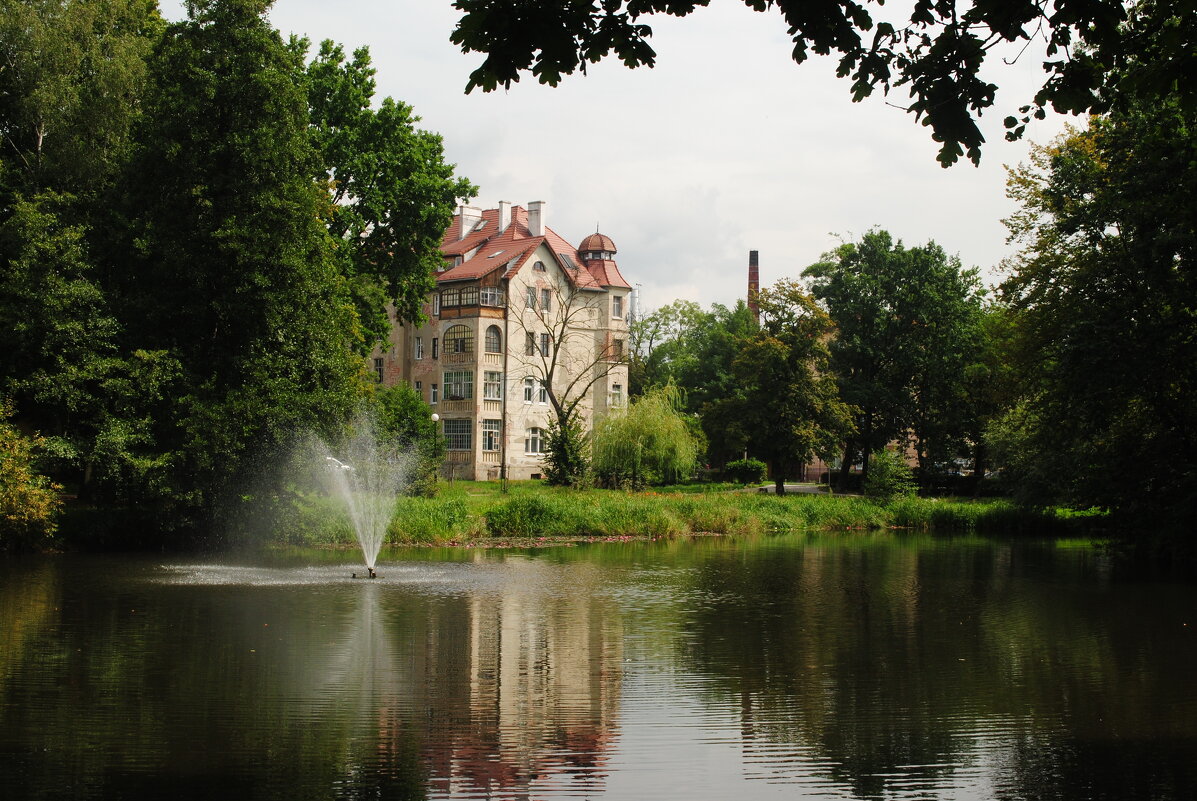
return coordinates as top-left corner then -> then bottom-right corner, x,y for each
679,538 -> 1197,800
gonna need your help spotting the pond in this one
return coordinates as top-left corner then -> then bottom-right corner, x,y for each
2,534 -> 1195,800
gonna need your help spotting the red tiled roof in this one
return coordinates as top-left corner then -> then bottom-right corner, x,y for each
436,205 -> 616,290
582,258 -> 632,289
579,232 -> 617,253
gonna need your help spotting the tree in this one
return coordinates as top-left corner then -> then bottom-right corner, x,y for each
995,95 -> 1196,530
802,230 -> 985,488
0,402 -> 62,550
717,280 -> 854,495
627,299 -> 704,396
450,0 -> 1193,166
511,278 -> 627,486
0,0 -> 161,198
0,0 -> 165,504
302,39 -> 476,342
372,384 -> 444,496
119,0 -> 363,530
591,384 -> 699,487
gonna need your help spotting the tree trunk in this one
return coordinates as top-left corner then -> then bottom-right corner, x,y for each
774,457 -> 787,496
837,443 -> 853,491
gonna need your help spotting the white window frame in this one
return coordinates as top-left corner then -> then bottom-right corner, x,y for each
539,332 -> 551,357
442,370 -> 473,401
540,288 -> 551,311
523,377 -> 534,403
538,380 -> 548,404
525,427 -> 545,454
609,383 -> 624,407
612,295 -> 623,319
481,419 -> 501,451
484,325 -> 502,353
526,286 -> 536,308
483,371 -> 503,400
414,336 -> 424,360
433,293 -> 441,315
430,383 -> 438,404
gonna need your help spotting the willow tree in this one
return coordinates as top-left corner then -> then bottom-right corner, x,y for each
590,385 -> 698,488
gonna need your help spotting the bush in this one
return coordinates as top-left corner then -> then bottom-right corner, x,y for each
724,458 -> 767,485
863,449 -> 916,502
0,415 -> 62,550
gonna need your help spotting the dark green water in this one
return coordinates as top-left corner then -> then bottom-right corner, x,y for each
2,535 -> 1194,800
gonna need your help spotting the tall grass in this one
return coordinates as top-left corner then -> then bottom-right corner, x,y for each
275,483 -> 1087,545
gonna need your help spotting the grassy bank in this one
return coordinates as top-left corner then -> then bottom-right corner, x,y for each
272,482 -> 1088,547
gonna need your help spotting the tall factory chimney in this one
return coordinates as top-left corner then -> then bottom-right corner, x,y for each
748,250 -> 760,323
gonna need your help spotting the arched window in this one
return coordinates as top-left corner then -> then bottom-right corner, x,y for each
485,325 -> 502,353
443,325 -> 473,355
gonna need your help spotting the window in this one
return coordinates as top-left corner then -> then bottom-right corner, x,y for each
525,333 -> 536,356
612,295 -> 623,318
611,338 -> 624,360
525,427 -> 545,454
430,383 -> 438,404
415,380 -> 422,397
443,370 -> 473,401
483,371 -> 502,400
540,288 -> 551,311
414,336 -> 424,360
538,379 -> 548,404
432,338 -> 439,359
539,332 -> 551,357
610,383 -> 624,407
433,294 -> 441,315
533,260 -> 546,272
523,377 -> 534,403
526,286 -> 536,308
373,357 -> 384,383
481,287 -> 504,306
441,287 -> 460,308
459,286 -> 479,306
485,325 -> 502,353
443,325 -> 474,355
482,419 -> 501,451
444,419 -> 471,451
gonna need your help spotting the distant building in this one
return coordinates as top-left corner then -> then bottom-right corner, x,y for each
372,202 -> 631,480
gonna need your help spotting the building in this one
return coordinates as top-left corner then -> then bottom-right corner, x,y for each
372,201 -> 631,480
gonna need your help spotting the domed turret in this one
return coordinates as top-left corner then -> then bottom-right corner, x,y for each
579,232 -> 617,261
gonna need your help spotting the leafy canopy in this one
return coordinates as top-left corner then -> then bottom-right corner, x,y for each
451,0 -> 1193,166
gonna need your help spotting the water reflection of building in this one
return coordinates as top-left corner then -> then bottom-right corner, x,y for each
366,558 -> 623,798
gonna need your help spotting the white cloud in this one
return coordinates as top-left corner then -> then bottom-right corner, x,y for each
161,0 -> 1073,310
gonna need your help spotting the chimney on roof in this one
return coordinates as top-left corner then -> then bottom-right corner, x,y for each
527,200 -> 547,237
497,200 -> 511,233
458,205 -> 482,240
748,250 -> 760,323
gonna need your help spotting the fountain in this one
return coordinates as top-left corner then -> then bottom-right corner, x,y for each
314,412 -> 415,575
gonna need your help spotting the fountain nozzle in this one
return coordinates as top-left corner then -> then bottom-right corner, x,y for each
367,567 -> 377,579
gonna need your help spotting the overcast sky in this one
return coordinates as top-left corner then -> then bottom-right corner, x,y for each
163,0 -> 1074,312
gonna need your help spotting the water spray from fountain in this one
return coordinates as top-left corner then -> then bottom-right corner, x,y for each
314,410 -> 415,575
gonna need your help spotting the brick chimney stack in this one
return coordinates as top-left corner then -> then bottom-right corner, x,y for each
748,250 -> 760,323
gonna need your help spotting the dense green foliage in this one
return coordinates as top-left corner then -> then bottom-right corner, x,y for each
373,385 -> 444,497
993,96 -> 1196,532
590,385 -> 700,487
0,0 -> 471,543
723,458 -> 766,485
630,299 -> 757,464
719,280 -> 855,495
451,0 -> 1194,167
863,448 -> 917,502
803,230 -> 986,488
0,407 -> 61,549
